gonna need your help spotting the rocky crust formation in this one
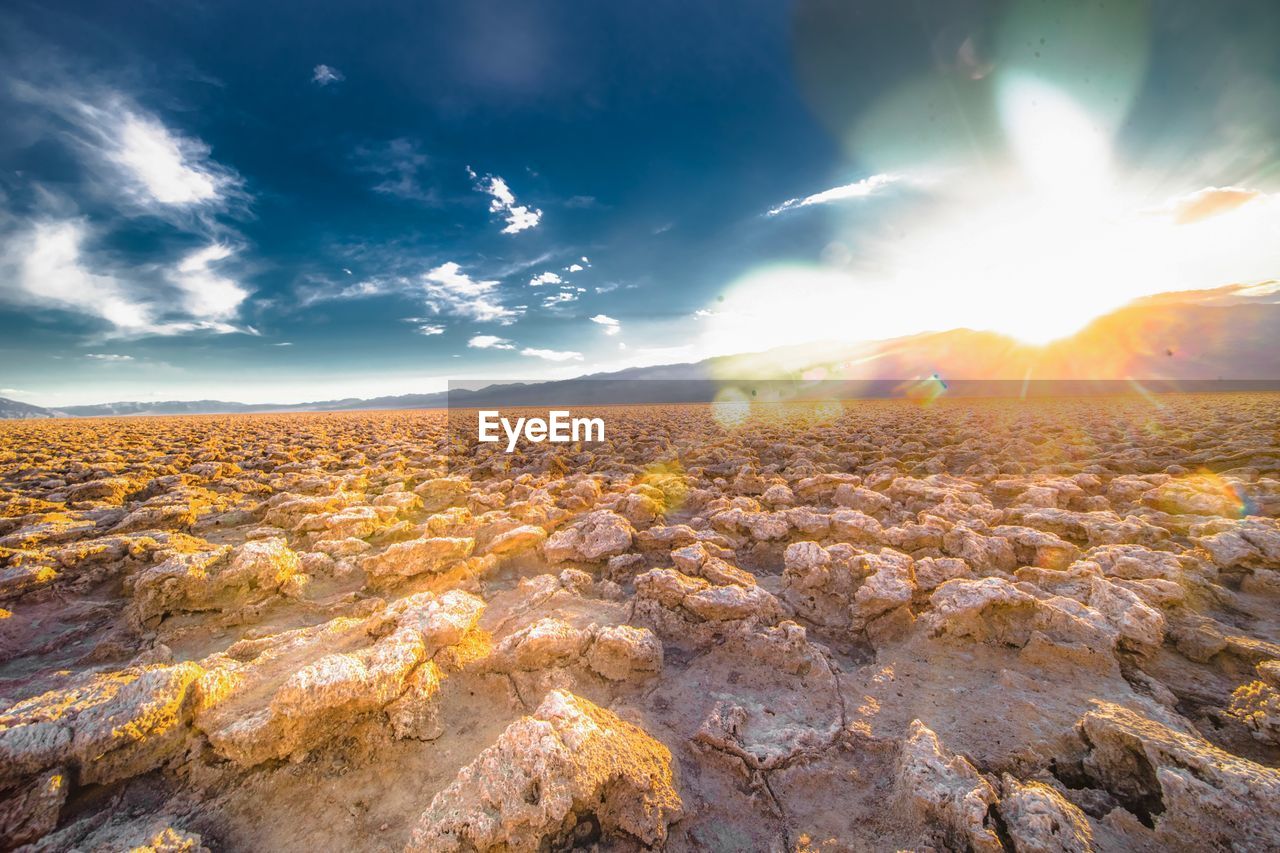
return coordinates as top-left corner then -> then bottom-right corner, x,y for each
0,395 -> 1278,850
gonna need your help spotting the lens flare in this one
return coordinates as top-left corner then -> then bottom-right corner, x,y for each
711,386 -> 752,429
1170,469 -> 1255,518
900,374 -> 949,406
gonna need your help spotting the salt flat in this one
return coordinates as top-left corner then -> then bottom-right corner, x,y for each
1,395 -> 1278,851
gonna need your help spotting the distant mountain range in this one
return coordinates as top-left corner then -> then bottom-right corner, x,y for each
57,395 -> 453,417
4,283 -> 1279,419
0,393 -> 456,419
0,397 -> 58,419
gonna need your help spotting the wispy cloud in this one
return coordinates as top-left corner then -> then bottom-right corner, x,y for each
298,260 -> 521,325
521,347 -> 583,361
15,220 -> 152,332
85,353 -> 133,361
767,173 -> 900,216
468,334 -> 515,350
8,82 -> 247,244
16,85 -> 243,215
312,64 -> 344,86
423,262 -> 520,324
466,333 -> 583,361
111,113 -> 230,206
169,243 -> 248,321
0,80 -> 258,340
590,314 -> 621,335
298,275 -> 399,305
2,220 -> 251,338
415,323 -> 445,335
469,168 -> 542,234
104,118 -> 209,205
542,291 -> 577,308
1153,186 -> 1264,225
355,138 -> 436,204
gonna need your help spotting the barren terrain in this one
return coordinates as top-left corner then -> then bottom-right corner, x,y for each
1,395 -> 1279,852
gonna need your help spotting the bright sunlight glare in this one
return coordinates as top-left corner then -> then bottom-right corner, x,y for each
704,76 -> 1280,357
998,73 -> 1111,203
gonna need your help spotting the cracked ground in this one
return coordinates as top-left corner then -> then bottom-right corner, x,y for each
1,394 -> 1280,852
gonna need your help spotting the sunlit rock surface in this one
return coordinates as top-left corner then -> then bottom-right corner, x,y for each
0,395 -> 1278,850
405,689 -> 682,852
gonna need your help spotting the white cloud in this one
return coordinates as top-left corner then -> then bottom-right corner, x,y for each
169,243 -> 248,321
767,173 -> 900,216
305,277 -> 398,304
590,314 -> 621,335
502,204 -> 541,234
300,262 -> 521,324
272,342 -> 293,346
694,308 -> 716,317
468,334 -> 515,350
521,347 -> 583,362
423,262 -> 519,324
109,113 -> 226,205
416,323 -> 445,335
472,171 -> 542,234
486,175 -> 515,207
85,353 -> 133,361
312,64 -> 345,86
566,263 -> 584,272
14,220 -> 154,332
529,271 -> 562,286
542,291 -> 577,307
2,220 -> 250,338
0,87 -> 253,337
11,84 -> 241,217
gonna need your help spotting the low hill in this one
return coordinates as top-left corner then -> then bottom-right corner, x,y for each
0,397 -> 56,419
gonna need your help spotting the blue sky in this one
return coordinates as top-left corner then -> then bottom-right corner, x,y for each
1,1 -> 1278,405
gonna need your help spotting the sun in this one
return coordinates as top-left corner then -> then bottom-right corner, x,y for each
704,72 -> 1280,356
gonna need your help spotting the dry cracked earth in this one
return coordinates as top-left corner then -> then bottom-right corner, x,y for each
1,395 -> 1279,852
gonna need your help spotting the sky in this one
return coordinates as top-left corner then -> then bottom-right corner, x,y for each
1,0 -> 1278,406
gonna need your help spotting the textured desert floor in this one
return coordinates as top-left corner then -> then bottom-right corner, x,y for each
1,395 -> 1279,852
